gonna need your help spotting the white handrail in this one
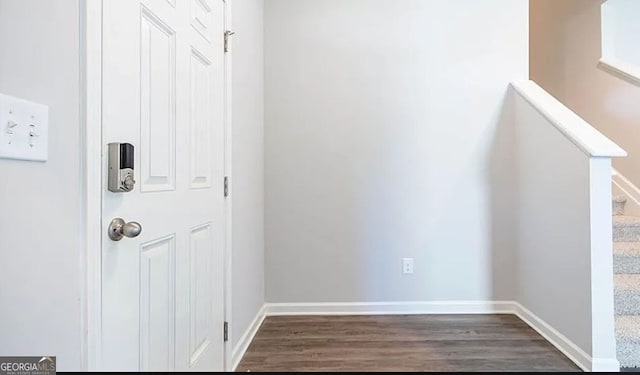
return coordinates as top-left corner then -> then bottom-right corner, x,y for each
511,80 -> 627,158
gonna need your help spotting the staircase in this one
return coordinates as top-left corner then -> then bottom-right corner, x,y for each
613,196 -> 640,369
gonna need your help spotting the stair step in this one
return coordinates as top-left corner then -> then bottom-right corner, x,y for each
614,216 -> 640,242
617,315 -> 640,368
615,243 -> 640,274
615,275 -> 640,315
615,195 -> 629,216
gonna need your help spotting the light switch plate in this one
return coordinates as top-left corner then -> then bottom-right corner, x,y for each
0,93 -> 49,162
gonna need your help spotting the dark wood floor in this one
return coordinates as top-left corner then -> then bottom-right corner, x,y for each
236,315 -> 581,372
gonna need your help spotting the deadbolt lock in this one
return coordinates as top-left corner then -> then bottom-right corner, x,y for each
108,143 -> 135,193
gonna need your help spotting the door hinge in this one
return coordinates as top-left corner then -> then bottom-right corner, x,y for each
223,321 -> 229,342
224,176 -> 229,198
224,30 -> 235,53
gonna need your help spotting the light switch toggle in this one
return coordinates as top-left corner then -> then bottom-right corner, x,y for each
6,120 -> 18,133
5,120 -> 18,144
28,124 -> 39,147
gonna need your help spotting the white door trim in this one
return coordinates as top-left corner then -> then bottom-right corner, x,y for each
223,0 -> 233,371
82,0 -> 103,371
81,0 -> 233,370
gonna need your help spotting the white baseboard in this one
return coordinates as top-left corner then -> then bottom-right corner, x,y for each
231,304 -> 267,371
264,301 -> 514,316
613,168 -> 640,217
592,358 -> 623,372
512,303 -> 594,372
231,301 -> 618,372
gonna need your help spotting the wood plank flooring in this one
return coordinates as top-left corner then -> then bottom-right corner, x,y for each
236,315 -> 581,372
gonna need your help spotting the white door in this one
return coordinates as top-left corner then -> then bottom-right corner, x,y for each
100,0 -> 227,371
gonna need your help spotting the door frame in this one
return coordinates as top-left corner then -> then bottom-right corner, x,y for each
81,0 -> 233,370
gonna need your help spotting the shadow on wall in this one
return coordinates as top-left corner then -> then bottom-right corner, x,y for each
264,0 -> 529,304
355,86 -> 520,302
488,89 -> 518,301
266,85 -> 523,303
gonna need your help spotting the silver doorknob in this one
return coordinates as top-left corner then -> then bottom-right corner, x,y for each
108,218 -> 143,241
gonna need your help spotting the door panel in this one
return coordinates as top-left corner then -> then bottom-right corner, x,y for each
190,50 -> 213,189
140,7 -> 176,192
191,0 -> 214,41
189,224 -> 213,366
140,235 -> 176,371
101,0 -> 226,371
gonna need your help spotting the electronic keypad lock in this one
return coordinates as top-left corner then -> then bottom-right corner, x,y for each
108,142 -> 135,193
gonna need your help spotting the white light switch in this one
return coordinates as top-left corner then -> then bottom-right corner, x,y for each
0,93 -> 49,162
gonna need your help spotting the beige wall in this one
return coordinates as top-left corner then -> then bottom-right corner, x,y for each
531,0 -> 640,186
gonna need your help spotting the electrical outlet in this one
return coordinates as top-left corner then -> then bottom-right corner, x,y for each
403,258 -> 414,275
